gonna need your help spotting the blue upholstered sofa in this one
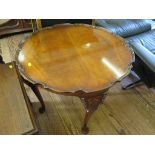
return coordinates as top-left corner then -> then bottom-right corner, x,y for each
96,19 -> 155,88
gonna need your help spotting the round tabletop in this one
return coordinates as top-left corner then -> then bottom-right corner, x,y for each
16,24 -> 134,93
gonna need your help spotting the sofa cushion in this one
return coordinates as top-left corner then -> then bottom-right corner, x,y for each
126,29 -> 155,54
130,42 -> 155,73
95,19 -> 151,37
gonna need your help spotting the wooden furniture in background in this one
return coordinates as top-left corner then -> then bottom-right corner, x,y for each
0,19 -> 32,38
0,62 -> 38,134
16,24 -> 134,134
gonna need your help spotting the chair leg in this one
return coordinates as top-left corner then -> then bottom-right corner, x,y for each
22,77 -> 45,113
122,79 -> 142,90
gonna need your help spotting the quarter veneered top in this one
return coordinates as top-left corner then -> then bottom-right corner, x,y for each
16,24 -> 134,93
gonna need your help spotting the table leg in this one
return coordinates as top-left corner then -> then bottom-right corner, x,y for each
22,78 -> 45,113
30,84 -> 45,113
80,93 -> 107,134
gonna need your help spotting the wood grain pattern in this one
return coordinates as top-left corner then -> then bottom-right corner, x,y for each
1,32 -> 155,135
16,24 -> 133,93
0,62 -> 37,134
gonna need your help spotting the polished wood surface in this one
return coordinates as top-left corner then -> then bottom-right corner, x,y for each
16,24 -> 133,133
17,24 -> 133,93
0,62 -> 37,134
2,33 -> 155,135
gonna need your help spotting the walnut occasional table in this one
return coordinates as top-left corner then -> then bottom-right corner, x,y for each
16,24 -> 134,134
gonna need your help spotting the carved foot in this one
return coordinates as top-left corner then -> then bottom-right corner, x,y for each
80,92 -> 107,134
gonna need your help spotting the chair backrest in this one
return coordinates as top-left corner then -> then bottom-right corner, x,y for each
32,19 -> 94,31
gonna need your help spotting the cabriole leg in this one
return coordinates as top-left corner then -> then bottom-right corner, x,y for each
22,78 -> 45,113
80,93 -> 107,134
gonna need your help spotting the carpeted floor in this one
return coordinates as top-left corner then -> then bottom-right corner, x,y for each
1,32 -> 155,135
